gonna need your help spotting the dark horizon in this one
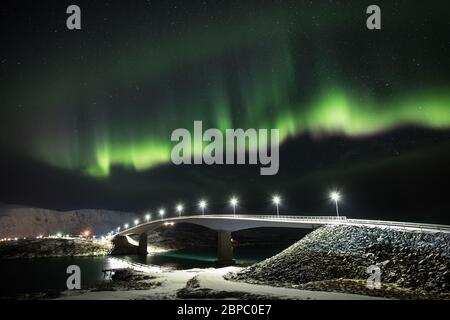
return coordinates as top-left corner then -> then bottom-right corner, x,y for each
1,126 -> 449,225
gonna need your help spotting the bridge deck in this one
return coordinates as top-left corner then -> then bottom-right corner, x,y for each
114,214 -> 450,237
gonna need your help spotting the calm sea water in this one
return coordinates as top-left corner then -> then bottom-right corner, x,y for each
0,244 -> 290,297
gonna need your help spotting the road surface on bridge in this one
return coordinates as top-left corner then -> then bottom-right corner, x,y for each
116,214 -> 450,236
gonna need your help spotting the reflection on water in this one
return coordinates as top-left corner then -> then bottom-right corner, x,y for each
0,243 -> 291,297
122,244 -> 290,269
0,256 -> 110,297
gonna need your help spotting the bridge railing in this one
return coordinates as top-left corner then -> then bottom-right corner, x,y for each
114,214 -> 450,236
209,214 -> 347,221
346,218 -> 450,232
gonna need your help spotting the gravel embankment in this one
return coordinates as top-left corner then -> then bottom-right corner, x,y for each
226,225 -> 450,299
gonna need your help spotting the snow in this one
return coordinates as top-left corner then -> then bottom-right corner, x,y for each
0,203 -> 137,238
57,261 -> 384,300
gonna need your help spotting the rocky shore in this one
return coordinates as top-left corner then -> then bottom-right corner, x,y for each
226,225 -> 450,299
0,238 -> 112,259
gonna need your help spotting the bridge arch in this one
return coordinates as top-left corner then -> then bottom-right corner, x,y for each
113,215 -> 343,266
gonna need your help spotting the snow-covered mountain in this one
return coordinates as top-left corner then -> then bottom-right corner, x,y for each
0,203 -> 137,238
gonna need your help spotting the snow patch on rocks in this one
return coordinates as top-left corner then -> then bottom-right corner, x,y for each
227,225 -> 450,298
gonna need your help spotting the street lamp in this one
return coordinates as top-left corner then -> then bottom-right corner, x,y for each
272,195 -> 281,217
116,226 -> 121,232
230,197 -> 238,217
199,200 -> 207,215
145,213 -> 151,222
134,219 -> 139,226
124,223 -> 129,229
330,191 -> 341,217
176,204 -> 183,217
159,208 -> 165,219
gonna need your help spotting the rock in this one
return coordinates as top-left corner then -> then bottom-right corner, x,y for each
228,225 -> 450,296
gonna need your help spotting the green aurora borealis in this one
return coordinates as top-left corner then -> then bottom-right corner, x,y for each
1,1 -> 449,177
67,87 -> 450,177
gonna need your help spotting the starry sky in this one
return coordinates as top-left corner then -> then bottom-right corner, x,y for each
0,1 -> 449,222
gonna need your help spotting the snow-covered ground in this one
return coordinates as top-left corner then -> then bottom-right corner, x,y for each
57,261 -> 384,300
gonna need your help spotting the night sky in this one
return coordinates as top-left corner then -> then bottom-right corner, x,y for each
0,1 -> 449,223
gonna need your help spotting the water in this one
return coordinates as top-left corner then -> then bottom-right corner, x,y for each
0,243 -> 290,297
0,256 -> 110,297
123,243 -> 290,269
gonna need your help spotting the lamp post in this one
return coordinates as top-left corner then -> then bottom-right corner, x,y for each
159,209 -> 165,219
330,191 -> 341,217
199,200 -> 207,216
272,195 -> 281,217
230,197 -> 238,217
145,213 -> 151,222
176,204 -> 183,217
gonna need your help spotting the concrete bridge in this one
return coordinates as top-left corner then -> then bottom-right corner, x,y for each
112,214 -> 450,266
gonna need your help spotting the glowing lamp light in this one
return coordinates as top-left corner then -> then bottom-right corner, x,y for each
272,195 -> 281,205
159,209 -> 165,218
145,213 -> 151,222
330,191 -> 341,202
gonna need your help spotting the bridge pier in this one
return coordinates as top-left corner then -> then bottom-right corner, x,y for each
138,233 -> 148,255
111,235 -> 138,255
216,230 -> 235,267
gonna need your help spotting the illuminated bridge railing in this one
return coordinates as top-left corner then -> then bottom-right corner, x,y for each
207,215 -> 449,231
200,214 -> 347,221
346,218 -> 450,232
117,215 -> 347,234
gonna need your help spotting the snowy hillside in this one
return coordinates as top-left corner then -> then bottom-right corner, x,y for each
0,203 -> 137,238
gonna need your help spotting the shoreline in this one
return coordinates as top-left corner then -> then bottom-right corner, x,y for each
0,238 -> 112,260
2,225 -> 449,300
57,265 -> 385,300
